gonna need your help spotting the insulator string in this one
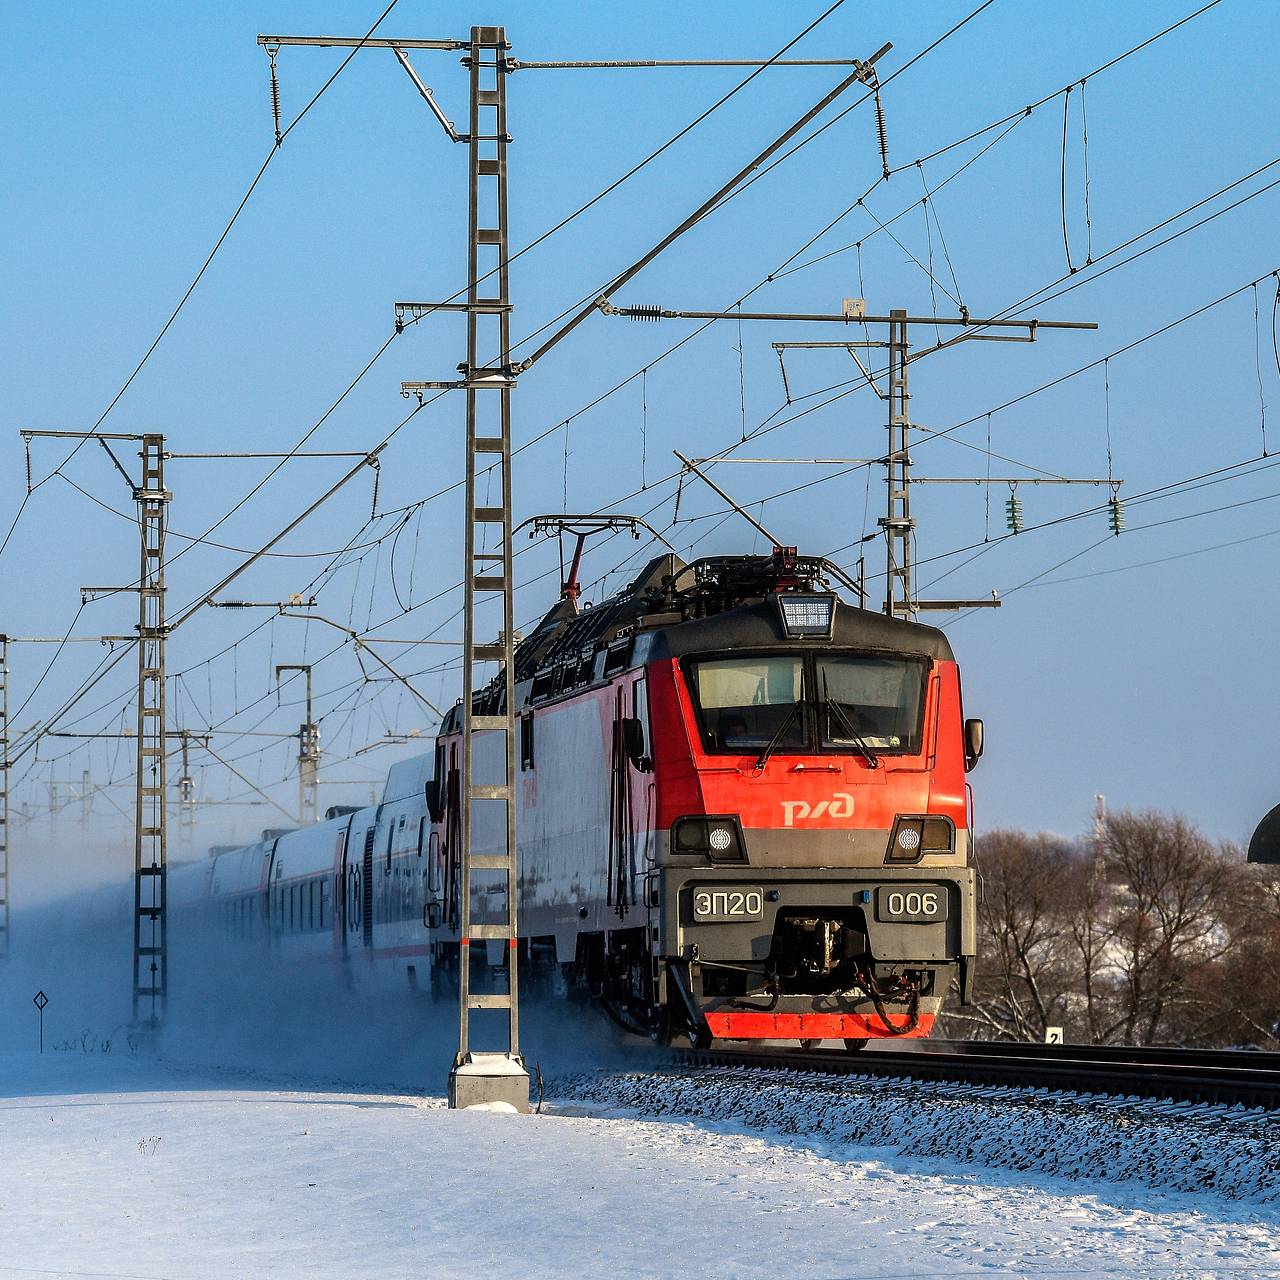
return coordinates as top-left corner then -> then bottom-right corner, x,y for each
267,46 -> 282,148
1005,485 -> 1023,534
1108,488 -> 1126,535
775,347 -> 792,405
873,84 -> 890,181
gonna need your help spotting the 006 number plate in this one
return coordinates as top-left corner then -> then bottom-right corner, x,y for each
693,887 -> 764,923
876,886 -> 948,923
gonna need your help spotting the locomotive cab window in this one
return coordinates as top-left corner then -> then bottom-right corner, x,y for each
689,656 -> 805,752
686,651 -> 928,757
816,655 -> 926,754
631,677 -> 651,764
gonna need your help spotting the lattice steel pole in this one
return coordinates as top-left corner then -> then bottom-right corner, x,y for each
882,309 -> 914,619
132,434 -> 169,1028
448,23 -> 529,1112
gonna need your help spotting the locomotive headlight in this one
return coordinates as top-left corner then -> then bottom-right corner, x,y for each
674,819 -> 706,853
886,815 -> 955,864
672,816 -> 746,863
774,592 -> 836,640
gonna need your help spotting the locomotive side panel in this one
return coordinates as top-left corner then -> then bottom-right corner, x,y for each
925,660 -> 969,835
512,690 -> 613,957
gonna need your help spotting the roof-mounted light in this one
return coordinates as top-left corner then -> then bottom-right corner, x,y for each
774,592 -> 836,640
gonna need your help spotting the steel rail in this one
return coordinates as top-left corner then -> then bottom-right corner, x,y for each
671,1039 -> 1280,1108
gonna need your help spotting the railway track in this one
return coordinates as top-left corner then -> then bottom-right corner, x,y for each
672,1039 -> 1280,1108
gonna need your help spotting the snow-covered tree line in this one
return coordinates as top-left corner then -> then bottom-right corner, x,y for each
943,811 -> 1280,1048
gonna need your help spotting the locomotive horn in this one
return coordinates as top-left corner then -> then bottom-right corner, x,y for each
1247,804 -> 1280,864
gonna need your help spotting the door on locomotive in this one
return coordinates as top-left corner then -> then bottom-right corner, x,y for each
604,672 -> 657,1023
608,677 -> 653,917
424,738 -> 461,934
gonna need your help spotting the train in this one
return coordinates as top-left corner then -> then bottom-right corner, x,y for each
170,547 -> 982,1050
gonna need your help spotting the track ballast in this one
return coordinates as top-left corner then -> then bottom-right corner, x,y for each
672,1038 -> 1280,1107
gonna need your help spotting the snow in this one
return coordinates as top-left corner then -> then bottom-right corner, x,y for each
564,1065 -> 1280,1204
455,1052 -> 531,1076
2,1050 -> 1279,1279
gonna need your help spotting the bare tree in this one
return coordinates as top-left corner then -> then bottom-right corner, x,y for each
1205,860 -> 1280,1048
1098,810 -> 1236,1045
943,809 -> 1279,1048
1061,840 -> 1116,1045
946,829 -> 1079,1041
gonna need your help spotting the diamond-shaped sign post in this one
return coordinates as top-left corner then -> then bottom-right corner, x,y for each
32,991 -> 47,1054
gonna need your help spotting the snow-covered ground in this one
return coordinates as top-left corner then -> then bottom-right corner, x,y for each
567,1065 -> 1280,1204
1,1050 -> 1278,1280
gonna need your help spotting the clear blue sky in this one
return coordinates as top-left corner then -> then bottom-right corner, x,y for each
2,0 -> 1277,870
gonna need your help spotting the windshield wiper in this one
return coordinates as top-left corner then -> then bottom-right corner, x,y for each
754,699 -> 803,772
822,674 -> 879,768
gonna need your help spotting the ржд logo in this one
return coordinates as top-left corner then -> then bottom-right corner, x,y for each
782,792 -> 855,827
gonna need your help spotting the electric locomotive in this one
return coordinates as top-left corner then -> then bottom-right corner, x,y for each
172,547 -> 982,1051
429,546 -> 982,1048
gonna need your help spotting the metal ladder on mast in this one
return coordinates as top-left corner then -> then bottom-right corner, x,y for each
448,25 -> 529,1112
